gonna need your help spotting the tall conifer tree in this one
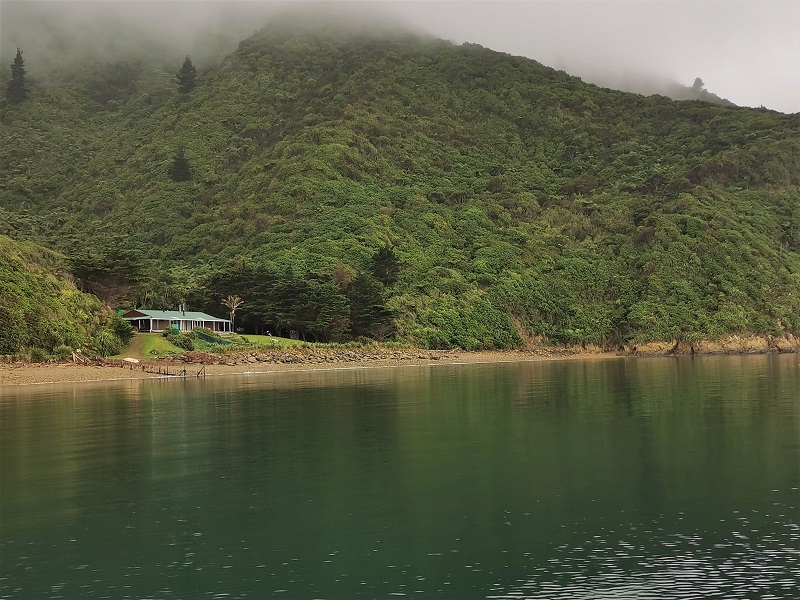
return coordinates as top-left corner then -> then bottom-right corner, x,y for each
175,56 -> 197,93
7,48 -> 28,103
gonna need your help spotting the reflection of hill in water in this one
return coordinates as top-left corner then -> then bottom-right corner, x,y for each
1,355 -> 798,596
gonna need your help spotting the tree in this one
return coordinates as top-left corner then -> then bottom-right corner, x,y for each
346,274 -> 395,339
87,61 -> 142,105
169,147 -> 192,182
176,56 -> 197,93
371,245 -> 399,285
272,276 -> 349,342
7,48 -> 28,103
221,295 -> 244,331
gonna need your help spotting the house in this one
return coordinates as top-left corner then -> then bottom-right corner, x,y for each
121,309 -> 232,334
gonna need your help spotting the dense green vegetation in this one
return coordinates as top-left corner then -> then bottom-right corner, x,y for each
1,15 -> 798,350
0,236 -> 132,357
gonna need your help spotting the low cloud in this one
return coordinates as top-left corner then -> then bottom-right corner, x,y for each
2,0 -> 797,112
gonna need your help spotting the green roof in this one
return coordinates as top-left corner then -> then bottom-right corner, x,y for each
123,310 -> 230,322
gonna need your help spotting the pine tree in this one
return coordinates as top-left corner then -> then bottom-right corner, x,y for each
175,56 -> 197,93
169,147 -> 192,182
7,48 -> 28,103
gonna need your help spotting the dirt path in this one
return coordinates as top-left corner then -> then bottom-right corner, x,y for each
121,333 -> 147,358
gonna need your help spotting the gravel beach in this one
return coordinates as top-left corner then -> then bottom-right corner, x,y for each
3,334 -> 795,387
0,347 -> 613,387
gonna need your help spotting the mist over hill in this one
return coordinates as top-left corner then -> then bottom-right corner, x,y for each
0,1 -> 760,108
0,2 -> 424,74
1,6 -> 798,353
562,69 -> 736,108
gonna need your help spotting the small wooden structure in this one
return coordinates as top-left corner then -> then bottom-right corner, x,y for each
121,309 -> 232,334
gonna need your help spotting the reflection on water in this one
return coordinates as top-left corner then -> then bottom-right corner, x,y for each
492,502 -> 800,599
1,355 -> 798,598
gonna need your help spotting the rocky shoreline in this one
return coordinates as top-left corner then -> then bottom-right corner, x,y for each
1,334 -> 797,387
629,333 -> 800,356
0,347 -> 591,387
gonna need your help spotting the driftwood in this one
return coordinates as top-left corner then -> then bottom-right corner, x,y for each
71,352 -> 91,364
99,357 -> 204,378
66,352 -> 203,377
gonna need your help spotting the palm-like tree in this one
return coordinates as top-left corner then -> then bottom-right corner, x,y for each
221,295 -> 244,332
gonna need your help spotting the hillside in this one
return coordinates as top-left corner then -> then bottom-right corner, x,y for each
1,16 -> 799,349
0,236 -> 131,357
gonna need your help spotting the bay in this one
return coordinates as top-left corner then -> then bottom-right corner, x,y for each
1,354 -> 798,599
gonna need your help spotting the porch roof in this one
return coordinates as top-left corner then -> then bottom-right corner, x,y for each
122,310 -> 230,323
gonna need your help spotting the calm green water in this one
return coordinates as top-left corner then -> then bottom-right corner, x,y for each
1,355 -> 798,599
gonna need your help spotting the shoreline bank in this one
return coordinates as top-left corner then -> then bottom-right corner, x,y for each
0,348 -> 601,387
1,334 -> 797,387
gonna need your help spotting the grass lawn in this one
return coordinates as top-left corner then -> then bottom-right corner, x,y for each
115,332 -> 306,358
236,334 -> 307,348
116,333 -> 184,359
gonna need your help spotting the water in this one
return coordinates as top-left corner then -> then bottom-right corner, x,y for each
1,355 -> 798,599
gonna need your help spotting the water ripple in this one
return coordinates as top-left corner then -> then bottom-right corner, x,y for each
488,507 -> 800,600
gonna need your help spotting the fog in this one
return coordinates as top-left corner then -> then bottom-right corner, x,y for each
2,0 -> 798,113
397,0 -> 800,113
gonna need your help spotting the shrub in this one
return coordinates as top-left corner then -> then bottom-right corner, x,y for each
165,330 -> 196,350
94,330 -> 123,357
175,333 -> 196,350
29,347 -> 51,362
53,344 -> 73,360
109,315 -> 134,345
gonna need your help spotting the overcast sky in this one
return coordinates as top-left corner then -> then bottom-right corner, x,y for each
391,0 -> 800,113
3,0 -> 799,112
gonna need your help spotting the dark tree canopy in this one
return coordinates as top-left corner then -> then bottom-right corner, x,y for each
168,147 -> 192,182
175,56 -> 197,93
7,48 -> 28,103
346,274 -> 396,339
87,61 -> 142,105
371,246 -> 400,285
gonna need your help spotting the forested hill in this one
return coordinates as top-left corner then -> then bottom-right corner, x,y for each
0,236 -> 131,357
1,16 -> 799,350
